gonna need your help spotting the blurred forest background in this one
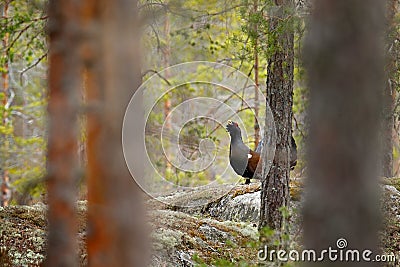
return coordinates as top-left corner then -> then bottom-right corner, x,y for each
0,0 -> 396,266
0,0 -> 398,204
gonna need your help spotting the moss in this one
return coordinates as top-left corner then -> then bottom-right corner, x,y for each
0,245 -> 13,267
3,204 -> 47,228
380,186 -> 400,257
289,186 -> 302,201
152,228 -> 183,250
1,183 -> 399,266
150,209 -> 259,265
0,202 -> 87,266
231,183 -> 261,198
381,177 -> 400,191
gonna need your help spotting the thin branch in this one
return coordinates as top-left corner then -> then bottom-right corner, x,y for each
149,23 -> 162,51
19,52 -> 47,82
10,110 -> 34,123
191,4 -> 244,19
6,22 -> 35,53
142,69 -> 172,85
4,88 -> 14,109
0,15 -> 48,21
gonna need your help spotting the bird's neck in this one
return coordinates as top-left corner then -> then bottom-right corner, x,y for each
230,134 -> 243,145
229,134 -> 249,161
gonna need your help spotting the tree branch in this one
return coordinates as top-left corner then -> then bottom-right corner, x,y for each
19,52 -> 47,82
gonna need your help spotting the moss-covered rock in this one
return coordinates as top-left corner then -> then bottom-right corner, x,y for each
0,202 -> 87,266
381,177 -> 400,192
0,182 -> 399,266
149,209 -> 258,266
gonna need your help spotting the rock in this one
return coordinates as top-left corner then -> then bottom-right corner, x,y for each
0,202 -> 87,266
0,204 -> 48,266
0,182 -> 400,266
150,183 -> 262,222
381,185 -> 400,256
208,190 -> 260,223
149,209 -> 258,266
154,182 -> 301,223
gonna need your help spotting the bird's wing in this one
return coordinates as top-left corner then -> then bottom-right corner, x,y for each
247,150 -> 261,173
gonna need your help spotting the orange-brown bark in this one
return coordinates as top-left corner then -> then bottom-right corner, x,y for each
82,1 -> 148,266
45,1 -> 82,266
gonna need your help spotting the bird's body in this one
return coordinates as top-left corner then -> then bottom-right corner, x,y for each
226,121 -> 297,184
226,121 -> 262,184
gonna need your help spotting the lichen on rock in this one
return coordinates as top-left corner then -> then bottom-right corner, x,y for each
0,182 -> 400,266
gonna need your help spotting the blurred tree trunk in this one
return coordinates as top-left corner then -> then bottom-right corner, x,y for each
382,0 -> 398,178
1,0 -> 11,207
163,10 -> 171,129
82,0 -> 148,266
45,0 -> 82,266
303,0 -> 384,265
259,0 -> 294,231
163,10 -> 172,174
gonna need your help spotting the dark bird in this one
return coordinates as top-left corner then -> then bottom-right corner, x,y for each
226,121 -> 261,184
226,120 -> 297,184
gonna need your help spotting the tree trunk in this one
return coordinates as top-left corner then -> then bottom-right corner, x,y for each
45,0 -> 82,266
259,0 -> 294,231
83,0 -> 148,266
163,10 -> 172,175
303,0 -> 384,265
253,0 -> 260,150
382,0 -> 398,178
1,0 -> 11,207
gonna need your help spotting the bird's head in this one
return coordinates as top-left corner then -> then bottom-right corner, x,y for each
226,120 -> 242,139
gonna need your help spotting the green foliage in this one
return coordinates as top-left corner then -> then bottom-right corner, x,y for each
192,253 -> 207,266
1,1 -> 47,71
193,247 -> 257,266
141,0 -> 308,186
0,0 -> 309,201
12,167 -> 45,199
211,258 -> 255,267
1,0 -> 48,204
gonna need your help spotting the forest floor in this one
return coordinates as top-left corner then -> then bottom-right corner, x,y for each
0,180 -> 399,266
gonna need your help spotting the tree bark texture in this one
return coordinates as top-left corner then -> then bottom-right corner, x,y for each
259,0 -> 295,231
382,0 -> 398,178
